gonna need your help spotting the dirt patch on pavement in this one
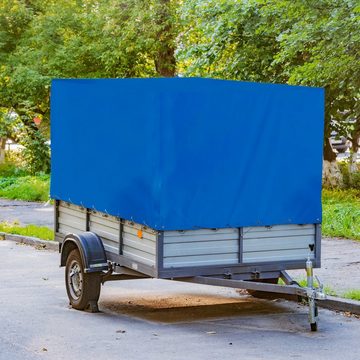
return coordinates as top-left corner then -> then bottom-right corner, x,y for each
99,292 -> 291,323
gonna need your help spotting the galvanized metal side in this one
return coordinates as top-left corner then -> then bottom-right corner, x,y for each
122,220 -> 157,267
242,224 -> 316,263
163,228 -> 239,268
89,210 -> 120,255
58,201 -> 87,234
56,201 -> 320,281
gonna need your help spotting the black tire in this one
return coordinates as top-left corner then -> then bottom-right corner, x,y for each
310,322 -> 318,332
65,248 -> 101,310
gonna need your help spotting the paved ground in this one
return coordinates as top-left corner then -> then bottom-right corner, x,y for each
0,199 -> 53,227
289,237 -> 360,295
1,240 -> 360,360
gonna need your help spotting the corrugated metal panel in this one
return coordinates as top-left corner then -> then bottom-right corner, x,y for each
243,224 -> 315,263
122,223 -> 157,266
89,211 -> 119,228
165,228 -> 237,237
123,221 -> 157,241
58,223 -> 86,235
244,224 -> 314,232
89,211 -> 120,255
58,202 -> 86,234
164,240 -> 238,257
163,228 -> 239,268
58,206 -> 86,219
164,253 -> 238,267
243,249 -> 315,263
243,225 -> 315,239
164,231 -> 238,244
57,203 -> 157,263
243,236 -> 314,252
59,201 -> 86,212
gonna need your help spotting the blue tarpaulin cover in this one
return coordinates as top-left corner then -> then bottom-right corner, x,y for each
51,78 -> 324,230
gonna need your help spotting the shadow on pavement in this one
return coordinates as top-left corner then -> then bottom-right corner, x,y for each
99,292 -> 292,323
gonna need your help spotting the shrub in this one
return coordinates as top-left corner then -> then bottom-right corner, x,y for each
0,175 -> 50,202
5,149 -> 27,169
338,161 -> 360,190
0,162 -> 28,177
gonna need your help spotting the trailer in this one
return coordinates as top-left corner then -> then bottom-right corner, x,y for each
51,78 -> 326,331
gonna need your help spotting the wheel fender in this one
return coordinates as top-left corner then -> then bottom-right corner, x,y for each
60,232 -> 108,273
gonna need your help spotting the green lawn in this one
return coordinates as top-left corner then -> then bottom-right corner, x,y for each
0,221 -> 54,240
322,189 -> 360,240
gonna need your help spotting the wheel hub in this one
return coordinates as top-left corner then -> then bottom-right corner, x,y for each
68,261 -> 83,299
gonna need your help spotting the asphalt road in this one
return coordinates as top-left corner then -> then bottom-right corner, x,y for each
289,237 -> 360,295
1,240 -> 360,360
0,199 -> 53,227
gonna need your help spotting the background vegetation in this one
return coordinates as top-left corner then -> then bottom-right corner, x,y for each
0,174 -> 49,201
0,0 -> 359,171
322,189 -> 360,240
0,1 -> 359,240
0,221 -> 53,240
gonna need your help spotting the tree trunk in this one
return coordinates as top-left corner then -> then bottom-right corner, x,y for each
323,90 -> 337,162
322,100 -> 342,186
0,137 -> 6,164
349,117 -> 360,175
154,0 -> 176,77
323,137 -> 337,162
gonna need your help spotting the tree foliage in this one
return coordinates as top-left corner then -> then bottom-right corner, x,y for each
0,0 -> 359,168
0,0 -> 178,171
178,0 -> 360,160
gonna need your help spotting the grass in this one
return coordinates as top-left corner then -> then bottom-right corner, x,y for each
279,278 -> 360,303
0,221 -> 54,240
0,175 -> 50,202
295,278 -> 337,296
322,189 -> 360,240
343,290 -> 360,301
278,277 -> 337,296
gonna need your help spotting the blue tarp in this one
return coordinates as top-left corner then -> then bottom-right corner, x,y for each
51,78 -> 324,230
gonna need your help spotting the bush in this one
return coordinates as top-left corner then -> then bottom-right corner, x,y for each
338,161 -> 360,190
0,175 -> 50,202
20,129 -> 51,175
0,162 -> 28,177
5,149 -> 27,169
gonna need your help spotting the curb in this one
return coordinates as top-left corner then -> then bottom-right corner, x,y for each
244,290 -> 360,316
0,232 -> 59,251
317,295 -> 360,316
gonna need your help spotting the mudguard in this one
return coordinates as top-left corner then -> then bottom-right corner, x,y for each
60,232 -> 108,273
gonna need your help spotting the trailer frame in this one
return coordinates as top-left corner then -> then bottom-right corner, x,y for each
56,200 -> 325,331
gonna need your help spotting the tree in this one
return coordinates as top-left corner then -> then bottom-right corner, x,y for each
0,0 -> 178,172
178,0 -> 360,168
0,0 -> 50,171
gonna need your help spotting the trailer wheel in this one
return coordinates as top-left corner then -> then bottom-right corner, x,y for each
310,322 -> 318,332
65,248 -> 101,311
